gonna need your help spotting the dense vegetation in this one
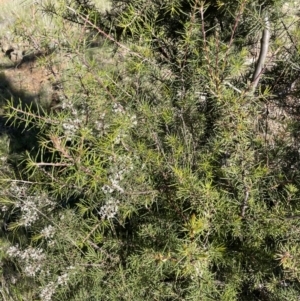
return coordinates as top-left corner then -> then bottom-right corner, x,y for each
1,0 -> 300,300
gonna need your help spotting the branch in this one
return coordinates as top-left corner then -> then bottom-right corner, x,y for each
241,187 -> 249,218
66,6 -> 153,65
251,14 -> 270,93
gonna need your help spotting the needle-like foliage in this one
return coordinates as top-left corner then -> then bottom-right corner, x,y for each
1,0 -> 300,300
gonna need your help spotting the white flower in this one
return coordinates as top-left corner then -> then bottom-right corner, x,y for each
7,246 -> 45,277
112,102 -> 125,114
39,272 -> 70,301
98,198 -> 119,219
47,240 -> 55,247
67,266 -> 75,270
57,273 -> 69,286
41,225 -> 55,239
114,132 -> 122,144
8,184 -> 55,227
6,245 -> 20,258
95,120 -> 104,131
40,281 -> 57,301
130,114 -> 137,126
21,200 -> 39,226
101,185 -> 114,194
110,178 -> 124,194
9,183 -> 27,198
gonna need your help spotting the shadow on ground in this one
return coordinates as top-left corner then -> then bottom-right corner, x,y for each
0,69 -> 42,167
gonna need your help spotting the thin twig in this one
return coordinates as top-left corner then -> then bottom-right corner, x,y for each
281,20 -> 299,53
225,0 -> 248,57
241,187 -> 249,218
66,6 -> 152,64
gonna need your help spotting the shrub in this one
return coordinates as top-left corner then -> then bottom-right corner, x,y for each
2,0 -> 300,300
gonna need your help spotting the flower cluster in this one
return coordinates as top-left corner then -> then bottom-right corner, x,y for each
101,155 -> 134,196
99,155 -> 134,219
109,155 -> 133,190
61,99 -> 78,115
92,101 -> 137,142
9,182 -> 27,197
9,183 -> 55,227
112,102 -> 125,114
94,112 -> 109,134
39,282 -> 57,301
17,199 -> 39,227
98,198 -> 120,219
59,99 -> 87,139
7,245 -> 46,277
111,102 -> 137,145
62,118 -> 82,139
41,225 -> 56,239
113,114 -> 137,145
39,272 -> 71,301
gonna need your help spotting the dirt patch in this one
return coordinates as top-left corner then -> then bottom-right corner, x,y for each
0,49 -> 54,103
